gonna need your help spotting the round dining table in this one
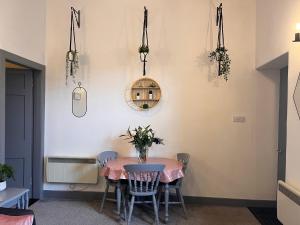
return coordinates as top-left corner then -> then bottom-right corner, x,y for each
100,157 -> 184,223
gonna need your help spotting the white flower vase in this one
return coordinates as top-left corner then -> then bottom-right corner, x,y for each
0,181 -> 7,191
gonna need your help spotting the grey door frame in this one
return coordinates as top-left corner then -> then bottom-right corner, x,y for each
277,66 -> 288,181
0,49 -> 45,199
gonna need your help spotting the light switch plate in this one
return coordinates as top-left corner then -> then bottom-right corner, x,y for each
233,115 -> 246,123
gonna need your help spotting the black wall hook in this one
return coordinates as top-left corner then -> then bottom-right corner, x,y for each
71,7 -> 80,28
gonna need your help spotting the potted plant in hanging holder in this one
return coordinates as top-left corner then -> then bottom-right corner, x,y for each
139,7 -> 149,76
0,164 -> 14,191
120,126 -> 164,163
66,7 -> 80,85
208,3 -> 231,81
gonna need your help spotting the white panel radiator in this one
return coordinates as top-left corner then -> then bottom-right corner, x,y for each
46,157 -> 98,184
277,181 -> 300,225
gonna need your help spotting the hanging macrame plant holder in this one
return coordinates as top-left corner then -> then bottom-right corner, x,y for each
139,7 -> 149,76
66,7 -> 80,85
209,3 -> 231,81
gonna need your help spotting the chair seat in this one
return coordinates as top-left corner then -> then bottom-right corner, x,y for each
159,180 -> 180,189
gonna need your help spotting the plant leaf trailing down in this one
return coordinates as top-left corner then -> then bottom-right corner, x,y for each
208,3 -> 231,81
209,47 -> 231,81
120,125 -> 164,151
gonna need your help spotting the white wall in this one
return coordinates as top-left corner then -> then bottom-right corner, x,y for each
256,0 -> 300,68
0,0 -> 46,64
45,0 -> 278,200
257,0 -> 300,193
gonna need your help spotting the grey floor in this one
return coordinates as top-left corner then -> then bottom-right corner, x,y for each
30,200 -> 260,225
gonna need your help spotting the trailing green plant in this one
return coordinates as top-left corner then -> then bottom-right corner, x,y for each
0,164 -> 14,182
120,125 -> 164,150
139,45 -> 149,54
209,3 -> 231,81
141,103 -> 149,109
209,47 -> 231,81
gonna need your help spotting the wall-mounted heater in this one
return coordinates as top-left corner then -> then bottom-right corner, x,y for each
277,181 -> 300,225
46,157 -> 98,184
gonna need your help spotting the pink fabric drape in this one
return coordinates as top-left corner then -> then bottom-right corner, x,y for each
100,157 -> 184,183
0,214 -> 33,225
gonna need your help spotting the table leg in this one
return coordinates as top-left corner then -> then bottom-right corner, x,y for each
116,183 -> 121,216
21,195 -> 25,209
25,191 -> 29,209
17,198 -> 20,209
164,183 -> 169,223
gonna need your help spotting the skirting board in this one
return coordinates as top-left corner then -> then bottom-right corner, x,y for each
43,191 -> 275,208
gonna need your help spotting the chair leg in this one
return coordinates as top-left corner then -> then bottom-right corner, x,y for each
157,188 -> 162,211
127,196 -> 135,225
152,195 -> 160,225
164,184 -> 169,223
176,188 -> 187,219
121,190 -> 127,221
100,182 -> 109,213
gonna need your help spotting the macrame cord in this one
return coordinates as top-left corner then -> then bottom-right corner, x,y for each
140,7 -> 149,76
66,7 -> 80,85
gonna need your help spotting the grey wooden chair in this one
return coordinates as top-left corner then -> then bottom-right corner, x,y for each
124,164 -> 165,225
157,153 -> 190,219
97,151 -> 122,215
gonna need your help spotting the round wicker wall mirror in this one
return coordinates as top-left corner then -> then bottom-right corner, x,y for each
130,78 -> 161,110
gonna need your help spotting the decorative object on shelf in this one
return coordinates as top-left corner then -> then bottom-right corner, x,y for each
66,7 -> 80,85
293,23 -> 300,42
208,3 -> 231,81
72,82 -> 87,118
139,7 -> 149,76
129,77 -> 161,111
149,90 -> 153,100
142,103 -> 149,109
120,125 -> 164,163
293,73 -> 300,119
0,164 -> 14,191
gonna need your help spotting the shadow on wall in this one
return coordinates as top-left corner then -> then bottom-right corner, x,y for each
196,0 -> 222,86
102,136 -> 132,157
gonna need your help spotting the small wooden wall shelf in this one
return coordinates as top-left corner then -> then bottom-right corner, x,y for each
131,78 -> 161,110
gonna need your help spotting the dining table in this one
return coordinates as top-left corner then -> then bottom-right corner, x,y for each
100,157 -> 184,223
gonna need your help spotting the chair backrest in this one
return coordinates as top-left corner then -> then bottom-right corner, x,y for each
176,153 -> 190,187
177,153 -> 190,174
124,164 -> 165,195
97,151 -> 118,168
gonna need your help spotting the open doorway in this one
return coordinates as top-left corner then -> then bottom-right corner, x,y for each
277,66 -> 288,181
0,50 -> 45,199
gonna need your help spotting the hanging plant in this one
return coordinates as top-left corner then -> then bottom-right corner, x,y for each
208,3 -> 231,81
139,7 -> 149,76
66,7 -> 80,85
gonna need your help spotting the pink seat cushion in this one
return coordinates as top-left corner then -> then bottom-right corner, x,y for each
0,214 -> 33,225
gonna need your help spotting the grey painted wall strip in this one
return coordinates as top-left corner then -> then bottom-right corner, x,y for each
43,191 -> 276,207
0,53 -> 5,163
279,182 -> 300,206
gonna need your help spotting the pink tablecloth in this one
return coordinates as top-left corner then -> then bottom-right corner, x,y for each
100,157 -> 184,183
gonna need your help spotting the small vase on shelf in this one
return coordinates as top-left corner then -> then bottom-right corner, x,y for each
149,90 -> 153,100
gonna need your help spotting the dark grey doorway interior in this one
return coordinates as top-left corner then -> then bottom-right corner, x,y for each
5,68 -> 34,197
0,50 -> 45,199
277,66 -> 288,181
